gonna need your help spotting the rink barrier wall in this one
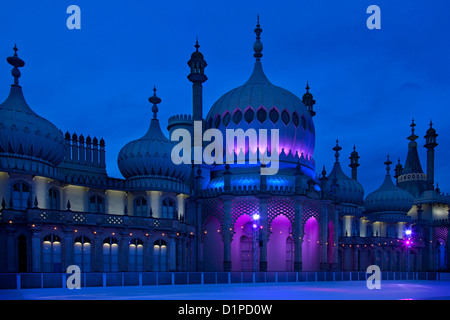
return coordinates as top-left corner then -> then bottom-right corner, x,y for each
0,271 -> 446,290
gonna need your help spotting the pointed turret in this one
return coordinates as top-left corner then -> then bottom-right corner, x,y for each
397,119 -> 426,197
424,120 -> 438,191
349,145 -> 360,181
188,38 -> 207,121
302,82 -> 316,117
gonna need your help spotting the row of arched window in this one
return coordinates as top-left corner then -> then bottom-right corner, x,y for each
9,181 -> 178,218
41,235 -> 168,272
338,218 -> 400,238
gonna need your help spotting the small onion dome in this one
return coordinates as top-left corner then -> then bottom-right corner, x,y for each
325,140 -> 364,205
117,88 -> 191,182
365,156 -> 414,214
0,46 -> 65,167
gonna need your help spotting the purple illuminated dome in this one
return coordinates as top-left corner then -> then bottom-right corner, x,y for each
205,19 -> 315,171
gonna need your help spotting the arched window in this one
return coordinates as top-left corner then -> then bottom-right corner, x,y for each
42,234 -> 61,272
153,239 -> 167,271
129,238 -> 144,271
89,195 -> 105,213
74,236 -> 91,272
134,197 -> 148,217
286,237 -> 295,271
103,237 -> 119,272
12,181 -> 31,210
48,187 -> 59,210
162,198 -> 175,219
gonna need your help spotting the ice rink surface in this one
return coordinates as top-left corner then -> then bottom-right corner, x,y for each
0,280 -> 450,300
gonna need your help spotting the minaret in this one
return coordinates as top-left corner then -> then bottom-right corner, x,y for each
187,38 -> 207,122
302,82 -> 316,117
349,145 -> 360,181
424,120 -> 438,191
394,158 -> 403,185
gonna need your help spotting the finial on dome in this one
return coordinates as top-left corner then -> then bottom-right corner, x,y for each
408,118 -> 418,141
253,15 -> 263,61
195,36 -> 200,51
384,155 -> 393,175
6,44 -> 25,85
332,139 -> 342,163
148,86 -> 162,119
306,81 -> 310,92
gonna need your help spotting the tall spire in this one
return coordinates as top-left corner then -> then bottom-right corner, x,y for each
349,145 -> 360,181
148,86 -> 161,119
408,118 -> 418,141
332,139 -> 342,163
424,119 -> 438,191
253,15 -> 263,61
7,44 -> 25,86
187,38 -> 207,121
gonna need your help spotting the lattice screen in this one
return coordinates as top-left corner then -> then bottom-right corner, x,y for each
267,197 -> 295,228
201,198 -> 224,229
231,197 -> 259,233
302,199 -> 322,224
434,226 -> 448,244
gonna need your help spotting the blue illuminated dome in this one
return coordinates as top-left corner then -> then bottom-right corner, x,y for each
0,46 -> 65,171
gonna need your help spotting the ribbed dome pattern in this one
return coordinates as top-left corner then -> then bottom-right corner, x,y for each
0,85 -> 65,166
205,61 -> 315,169
117,118 -> 191,182
365,174 -> 414,214
326,162 -> 364,205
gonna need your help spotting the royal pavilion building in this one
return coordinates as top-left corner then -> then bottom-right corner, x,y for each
0,20 -> 449,274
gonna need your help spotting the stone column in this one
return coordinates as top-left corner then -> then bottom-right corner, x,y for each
93,231 -> 103,272
222,196 -> 233,271
63,228 -> 73,270
182,238 -> 188,271
120,232 -> 129,272
294,197 -> 304,271
176,237 -> 182,271
447,226 -> 450,272
146,234 -> 154,271
169,237 -> 176,271
195,200 -> 203,271
31,226 -> 42,272
258,196 -> 269,271
320,204 -> 328,270
6,226 -> 16,272
332,207 -> 339,269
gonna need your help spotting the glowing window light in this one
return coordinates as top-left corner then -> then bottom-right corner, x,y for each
405,229 -> 412,236
252,213 -> 260,221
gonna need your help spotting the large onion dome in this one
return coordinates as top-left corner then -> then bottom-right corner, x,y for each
0,46 -> 65,172
324,140 -> 364,205
204,18 -> 315,171
365,156 -> 414,214
117,88 -> 191,188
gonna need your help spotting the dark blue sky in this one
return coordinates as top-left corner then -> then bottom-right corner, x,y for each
1,0 -> 449,195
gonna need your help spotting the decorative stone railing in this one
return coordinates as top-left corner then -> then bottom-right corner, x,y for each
0,208 -> 194,234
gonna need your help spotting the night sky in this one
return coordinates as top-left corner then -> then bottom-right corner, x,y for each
1,0 -> 449,196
